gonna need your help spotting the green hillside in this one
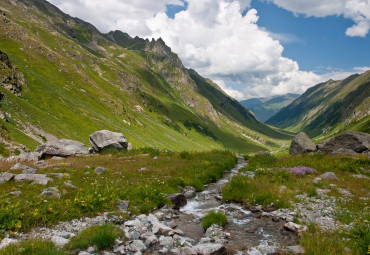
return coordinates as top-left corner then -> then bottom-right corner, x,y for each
0,0 -> 291,156
239,93 -> 300,122
267,72 -> 370,138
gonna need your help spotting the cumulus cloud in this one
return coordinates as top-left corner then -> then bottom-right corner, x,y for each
269,0 -> 370,37
147,0 -> 321,99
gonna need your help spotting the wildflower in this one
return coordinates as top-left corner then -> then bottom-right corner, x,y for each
288,166 -> 317,175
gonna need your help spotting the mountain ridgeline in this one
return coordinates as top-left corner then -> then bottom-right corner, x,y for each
266,71 -> 370,138
0,0 -> 292,156
239,94 -> 300,122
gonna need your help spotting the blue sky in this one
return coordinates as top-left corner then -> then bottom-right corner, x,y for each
48,0 -> 370,99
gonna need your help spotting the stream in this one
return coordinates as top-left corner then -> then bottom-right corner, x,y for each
179,156 -> 299,254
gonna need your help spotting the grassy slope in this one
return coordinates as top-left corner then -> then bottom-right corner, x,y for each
266,72 -> 370,138
0,0 -> 291,154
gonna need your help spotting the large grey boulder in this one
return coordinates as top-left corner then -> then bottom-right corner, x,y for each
14,174 -> 52,185
35,139 -> 89,159
317,131 -> 370,154
0,172 -> 15,184
289,132 -> 317,155
194,243 -> 227,255
89,130 -> 128,152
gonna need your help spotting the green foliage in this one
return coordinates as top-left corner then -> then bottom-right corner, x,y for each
242,153 -> 277,171
0,240 -> 67,255
66,223 -> 123,250
202,211 -> 228,229
0,150 -> 236,232
346,221 -> 370,255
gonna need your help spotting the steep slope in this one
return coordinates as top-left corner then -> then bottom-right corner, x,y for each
240,94 -> 300,122
267,72 -> 370,137
0,0 -> 291,156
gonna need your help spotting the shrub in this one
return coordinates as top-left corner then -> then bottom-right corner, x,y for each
66,223 -> 123,250
288,166 -> 317,175
0,240 -> 67,255
202,211 -> 228,229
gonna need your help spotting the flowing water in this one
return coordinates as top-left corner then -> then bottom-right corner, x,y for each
180,156 -> 298,254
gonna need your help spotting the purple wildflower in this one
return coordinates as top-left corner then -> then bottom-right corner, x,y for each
288,166 -> 317,175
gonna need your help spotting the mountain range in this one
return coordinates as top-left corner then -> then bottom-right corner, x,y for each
239,94 -> 300,122
267,71 -> 370,139
0,0 -> 293,157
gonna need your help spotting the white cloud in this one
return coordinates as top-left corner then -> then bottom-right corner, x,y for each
213,80 -> 245,100
269,0 -> 370,37
147,0 -> 321,99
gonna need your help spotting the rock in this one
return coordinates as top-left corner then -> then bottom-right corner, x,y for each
51,235 -> 69,247
117,200 -> 129,212
0,238 -> 17,249
0,172 -> 15,184
289,132 -> 317,155
89,130 -> 128,152
152,221 -> 174,236
14,174 -> 52,185
10,163 -> 28,170
184,190 -> 196,199
39,187 -> 61,198
318,172 -> 338,180
129,240 -> 146,252
154,212 -> 165,221
22,167 -> 38,174
287,245 -> 306,254
284,222 -> 302,233
51,156 -> 64,160
178,247 -> 197,255
144,235 -> 158,246
9,190 -> 22,196
17,152 -> 40,162
63,182 -> 78,189
94,166 -> 107,175
159,236 -> 174,248
352,174 -> 369,179
35,139 -> 89,159
317,131 -> 370,154
167,193 -> 187,209
251,205 -> 263,213
194,243 -> 227,255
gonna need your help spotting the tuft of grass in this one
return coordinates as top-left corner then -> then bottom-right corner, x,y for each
66,223 -> 123,250
300,224 -> 349,255
0,240 -> 67,255
202,211 -> 228,229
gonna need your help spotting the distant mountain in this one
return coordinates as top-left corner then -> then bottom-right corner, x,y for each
240,94 -> 300,122
0,0 -> 292,156
267,71 -> 370,138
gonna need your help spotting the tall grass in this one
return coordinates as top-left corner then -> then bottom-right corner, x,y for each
0,240 -> 67,255
202,211 -> 228,229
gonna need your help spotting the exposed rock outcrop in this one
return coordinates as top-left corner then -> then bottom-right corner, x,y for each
167,193 -> 187,210
317,131 -> 370,155
289,132 -> 317,155
35,139 -> 89,159
89,130 -> 128,152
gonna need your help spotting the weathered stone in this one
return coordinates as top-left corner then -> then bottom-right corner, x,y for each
14,174 -> 51,185
159,236 -> 174,248
117,200 -> 129,212
89,130 -> 128,152
178,247 -> 197,255
289,132 -> 316,155
63,182 -> 78,189
21,167 -> 37,174
0,238 -> 17,250
10,163 -> 28,170
39,187 -> 61,198
194,243 -> 227,255
9,190 -> 22,196
284,222 -> 303,233
129,240 -> 146,252
287,245 -> 306,254
167,193 -> 187,209
318,172 -> 339,180
184,190 -> 196,199
0,172 -> 14,184
51,235 -> 69,247
317,131 -> 370,154
35,139 -> 89,159
94,166 -> 107,175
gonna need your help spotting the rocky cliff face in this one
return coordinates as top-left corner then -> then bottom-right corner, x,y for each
0,50 -> 26,97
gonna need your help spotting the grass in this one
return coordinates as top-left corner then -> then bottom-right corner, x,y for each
66,223 -> 123,250
224,153 -> 370,254
202,211 -> 228,229
0,240 -> 67,255
0,150 -> 236,232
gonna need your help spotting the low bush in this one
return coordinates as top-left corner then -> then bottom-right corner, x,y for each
0,240 -> 67,255
202,211 -> 228,229
66,223 -> 123,250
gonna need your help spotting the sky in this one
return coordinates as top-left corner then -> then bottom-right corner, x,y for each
47,0 -> 370,100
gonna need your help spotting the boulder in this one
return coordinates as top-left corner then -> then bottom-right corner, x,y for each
289,132 -> 316,155
39,187 -> 61,198
317,131 -> 370,154
194,243 -> 227,255
94,166 -> 107,175
89,130 -> 128,152
0,172 -> 15,184
287,245 -> 306,254
14,174 -> 52,185
35,139 -> 89,159
167,193 -> 187,209
318,172 -> 339,180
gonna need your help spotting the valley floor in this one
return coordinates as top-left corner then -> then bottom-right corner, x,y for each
0,150 -> 368,254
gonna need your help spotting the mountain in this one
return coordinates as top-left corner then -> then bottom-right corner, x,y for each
0,0 -> 292,156
239,94 -> 300,122
266,72 -> 370,138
